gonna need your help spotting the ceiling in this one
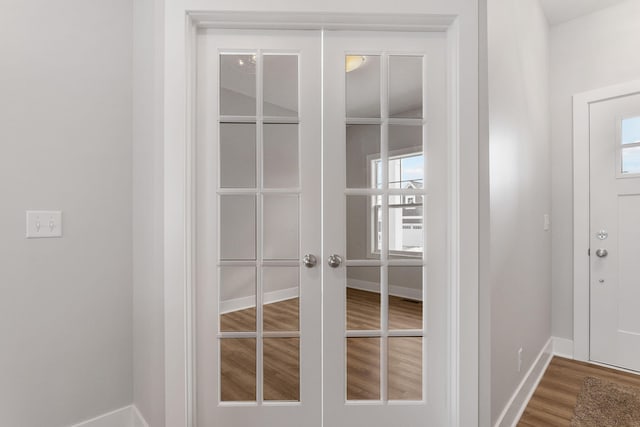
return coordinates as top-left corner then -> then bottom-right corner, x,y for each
539,0 -> 631,25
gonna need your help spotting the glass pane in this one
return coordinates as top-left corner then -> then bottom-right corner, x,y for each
389,56 -> 423,119
622,146 -> 640,175
263,55 -> 298,117
220,123 -> 256,188
346,266 -> 381,330
388,266 -> 423,330
388,195 -> 423,256
346,337 -> 380,400
346,55 -> 381,118
219,267 -> 256,332
388,125 -> 423,189
263,124 -> 299,188
388,337 -> 422,400
220,338 -> 256,401
263,195 -> 299,260
263,267 -> 299,332
622,116 -> 640,145
264,338 -> 300,401
346,124 -> 381,189
220,54 -> 256,116
220,195 -> 256,260
347,195 -> 380,260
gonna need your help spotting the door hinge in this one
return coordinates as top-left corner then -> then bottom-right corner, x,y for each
588,248 -> 591,256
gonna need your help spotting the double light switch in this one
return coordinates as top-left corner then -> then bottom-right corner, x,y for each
26,211 -> 63,238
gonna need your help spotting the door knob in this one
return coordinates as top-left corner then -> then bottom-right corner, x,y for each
302,254 -> 317,268
327,254 -> 343,268
595,248 -> 608,258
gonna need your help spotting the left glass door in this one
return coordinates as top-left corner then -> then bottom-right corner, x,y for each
196,29 -> 322,427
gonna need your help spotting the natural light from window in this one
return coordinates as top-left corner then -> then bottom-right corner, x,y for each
371,153 -> 424,256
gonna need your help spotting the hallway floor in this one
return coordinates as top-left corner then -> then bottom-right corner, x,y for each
518,356 -> 640,426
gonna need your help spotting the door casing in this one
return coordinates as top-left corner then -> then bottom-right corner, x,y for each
572,79 -> 640,362
163,9 -> 479,427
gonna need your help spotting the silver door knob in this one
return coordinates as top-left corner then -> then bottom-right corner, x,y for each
302,254 -> 317,268
327,254 -> 343,268
595,248 -> 608,258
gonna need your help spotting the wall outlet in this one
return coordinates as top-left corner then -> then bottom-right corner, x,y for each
518,347 -> 523,372
26,211 -> 63,238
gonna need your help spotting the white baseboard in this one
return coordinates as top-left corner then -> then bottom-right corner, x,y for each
220,287 -> 298,314
346,278 -> 422,301
552,336 -> 574,359
494,338 -> 553,427
70,405 -> 149,427
132,406 -> 149,427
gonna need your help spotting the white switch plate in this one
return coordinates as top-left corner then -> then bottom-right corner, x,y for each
26,211 -> 63,238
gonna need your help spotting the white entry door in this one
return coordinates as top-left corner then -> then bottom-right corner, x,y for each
195,28 -> 449,427
590,92 -> 640,372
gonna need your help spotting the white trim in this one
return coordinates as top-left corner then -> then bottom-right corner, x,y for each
572,79 -> 640,362
69,406 -> 149,427
552,337 -> 574,359
493,338 -> 553,427
219,287 -> 300,314
346,278 -> 423,301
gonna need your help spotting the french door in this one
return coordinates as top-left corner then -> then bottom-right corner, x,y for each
196,28 -> 448,427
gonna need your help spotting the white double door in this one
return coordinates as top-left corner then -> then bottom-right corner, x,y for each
196,29 -> 448,426
590,92 -> 640,372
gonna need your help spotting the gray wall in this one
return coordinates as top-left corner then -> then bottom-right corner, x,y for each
0,1 -> 133,426
133,0 -> 166,425
550,0 -> 640,340
488,0 -> 552,422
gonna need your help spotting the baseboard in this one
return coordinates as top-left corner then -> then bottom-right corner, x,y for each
70,405 -> 149,427
220,287 -> 298,314
132,406 -> 150,427
494,338 -> 554,427
552,337 -> 574,359
346,278 -> 422,301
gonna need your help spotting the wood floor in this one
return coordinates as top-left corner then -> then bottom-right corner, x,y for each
219,288 -> 423,402
518,356 -> 640,426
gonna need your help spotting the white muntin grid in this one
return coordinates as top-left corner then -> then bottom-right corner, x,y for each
216,50 -> 303,405
344,52 -> 428,404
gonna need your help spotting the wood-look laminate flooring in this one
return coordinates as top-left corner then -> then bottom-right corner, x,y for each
219,288 -> 423,402
518,356 -> 640,426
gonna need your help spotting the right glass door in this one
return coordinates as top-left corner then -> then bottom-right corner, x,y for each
323,31 -> 450,427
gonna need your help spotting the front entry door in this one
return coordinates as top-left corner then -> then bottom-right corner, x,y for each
590,92 -> 640,372
196,28 -> 449,426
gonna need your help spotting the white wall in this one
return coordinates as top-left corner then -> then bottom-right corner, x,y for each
550,0 -> 640,340
487,0 -> 551,422
133,0 -> 166,425
0,1 -> 133,426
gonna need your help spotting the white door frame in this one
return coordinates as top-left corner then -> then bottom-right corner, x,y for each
164,8 -> 480,427
572,79 -> 640,362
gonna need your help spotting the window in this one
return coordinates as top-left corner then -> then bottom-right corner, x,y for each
621,116 -> 640,175
370,152 -> 424,257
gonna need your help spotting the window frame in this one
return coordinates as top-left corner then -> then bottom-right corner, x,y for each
366,147 -> 424,259
616,114 -> 640,178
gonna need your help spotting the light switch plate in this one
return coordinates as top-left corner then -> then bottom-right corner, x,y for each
26,211 -> 63,238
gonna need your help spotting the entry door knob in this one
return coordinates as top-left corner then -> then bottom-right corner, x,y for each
595,248 -> 608,258
327,254 -> 343,268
